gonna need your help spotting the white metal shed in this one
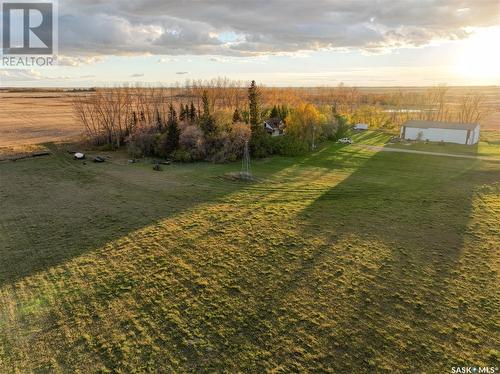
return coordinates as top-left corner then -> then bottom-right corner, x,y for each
400,120 -> 480,145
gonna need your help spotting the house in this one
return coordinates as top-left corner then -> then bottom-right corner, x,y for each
400,120 -> 480,145
264,118 -> 285,137
354,123 -> 369,131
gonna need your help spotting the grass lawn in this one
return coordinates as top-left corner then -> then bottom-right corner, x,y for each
0,139 -> 499,372
387,141 -> 500,158
355,130 -> 500,158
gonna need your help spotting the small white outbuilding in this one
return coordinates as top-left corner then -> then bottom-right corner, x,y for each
400,120 -> 480,145
354,123 -> 369,131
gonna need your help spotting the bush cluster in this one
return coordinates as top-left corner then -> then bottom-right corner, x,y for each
127,105 -> 252,163
126,105 -> 351,162
84,82 -> 354,163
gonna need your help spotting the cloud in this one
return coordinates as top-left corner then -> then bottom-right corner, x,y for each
175,72 -> 189,75
158,57 -> 179,63
58,0 -> 500,57
57,55 -> 106,66
131,73 -> 145,77
209,56 -> 233,63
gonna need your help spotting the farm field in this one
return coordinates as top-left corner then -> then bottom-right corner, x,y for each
0,91 -> 80,148
0,133 -> 499,372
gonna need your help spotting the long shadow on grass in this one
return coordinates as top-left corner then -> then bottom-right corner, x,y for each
0,149 -> 290,286
287,150 -> 498,371
3,143 -> 496,371
208,148 -> 498,372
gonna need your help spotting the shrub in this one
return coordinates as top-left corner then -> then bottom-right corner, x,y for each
204,135 -> 226,162
333,114 -> 351,140
228,122 -> 251,156
155,133 -> 171,159
321,122 -> 337,141
270,135 -> 309,156
172,149 -> 193,163
179,124 -> 205,161
213,109 -> 234,133
87,133 -> 114,147
95,143 -> 117,152
217,123 -> 252,162
127,130 -> 159,157
250,134 -> 272,158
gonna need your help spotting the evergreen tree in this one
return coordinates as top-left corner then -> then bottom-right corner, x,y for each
334,114 -> 350,140
155,109 -> 163,132
248,80 -> 268,157
279,104 -> 289,121
249,80 -> 260,127
189,101 -> 197,122
270,105 -> 279,119
202,90 -> 210,117
242,110 -> 250,124
179,104 -> 186,121
163,104 -> 180,155
232,108 -> 242,123
200,90 -> 216,136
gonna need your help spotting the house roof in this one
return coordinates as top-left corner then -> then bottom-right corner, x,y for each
264,118 -> 283,128
402,120 -> 479,131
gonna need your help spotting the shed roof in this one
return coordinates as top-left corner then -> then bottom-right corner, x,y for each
402,120 -> 479,131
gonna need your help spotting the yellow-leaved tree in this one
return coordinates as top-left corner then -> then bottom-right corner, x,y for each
285,103 -> 330,144
351,105 -> 392,129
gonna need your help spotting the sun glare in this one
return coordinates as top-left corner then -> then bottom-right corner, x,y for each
454,26 -> 500,81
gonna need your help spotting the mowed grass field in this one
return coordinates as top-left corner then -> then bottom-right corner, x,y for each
387,130 -> 500,158
0,133 -> 499,372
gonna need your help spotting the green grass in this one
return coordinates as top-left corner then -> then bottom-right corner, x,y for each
387,141 -> 500,158
482,130 -> 500,144
350,130 -> 394,146
350,130 -> 500,158
0,140 -> 499,373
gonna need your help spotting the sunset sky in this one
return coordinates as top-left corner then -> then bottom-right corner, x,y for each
1,0 -> 499,87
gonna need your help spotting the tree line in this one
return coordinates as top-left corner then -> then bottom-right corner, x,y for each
73,80 -> 488,161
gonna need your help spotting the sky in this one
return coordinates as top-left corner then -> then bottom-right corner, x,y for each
1,0 -> 500,87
